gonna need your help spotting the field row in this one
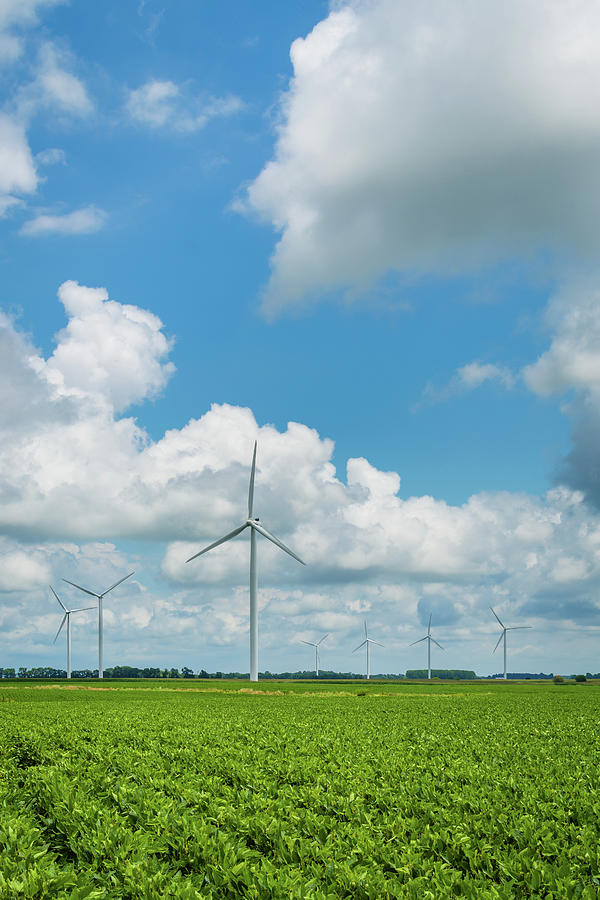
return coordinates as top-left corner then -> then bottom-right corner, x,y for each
0,683 -> 599,897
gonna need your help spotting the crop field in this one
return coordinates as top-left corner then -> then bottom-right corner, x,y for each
0,681 -> 599,898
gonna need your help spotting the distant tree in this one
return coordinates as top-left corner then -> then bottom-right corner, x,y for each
575,674 -> 587,682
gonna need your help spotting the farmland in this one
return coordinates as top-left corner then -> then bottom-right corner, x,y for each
0,681 -> 598,898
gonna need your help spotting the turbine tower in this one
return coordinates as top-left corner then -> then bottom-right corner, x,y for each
62,572 -> 134,679
301,633 -> 328,677
51,586 -> 95,679
186,442 -> 305,682
490,607 -> 532,680
410,613 -> 444,680
353,621 -> 383,680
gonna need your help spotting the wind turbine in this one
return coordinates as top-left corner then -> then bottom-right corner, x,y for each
301,633 -> 328,677
186,442 -> 305,682
353,621 -> 383,680
411,613 -> 444,680
62,572 -> 135,679
51,586 -> 95,679
490,607 -> 532,680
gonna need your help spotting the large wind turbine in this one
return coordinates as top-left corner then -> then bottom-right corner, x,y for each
62,572 -> 134,679
490,607 -> 532,680
186,442 -> 305,682
51,586 -> 95,679
301,633 -> 328,677
410,613 -> 444,680
353,621 -> 383,680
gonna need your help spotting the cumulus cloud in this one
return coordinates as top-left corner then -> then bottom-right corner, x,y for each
20,205 -> 107,236
524,281 -> 600,398
2,282 -> 600,672
38,279 -> 175,412
241,0 -> 600,315
125,78 -> 244,133
521,279 -> 600,507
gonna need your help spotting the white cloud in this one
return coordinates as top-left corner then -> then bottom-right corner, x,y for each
125,78 -> 244,133
20,205 -> 107,236
524,281 -> 600,398
0,113 -> 37,211
17,42 -> 93,119
36,42 -> 92,115
2,283 -> 600,672
38,279 -> 175,413
35,147 -> 66,166
422,361 -> 516,405
0,9 -> 87,224
0,0 -> 64,29
242,0 -> 600,315
522,278 -> 600,507
0,1 -> 64,63
458,363 -> 515,391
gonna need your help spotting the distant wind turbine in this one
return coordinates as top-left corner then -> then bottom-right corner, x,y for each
353,621 -> 383,680
490,607 -> 532,680
62,572 -> 135,679
51,586 -> 95,680
411,613 -> 444,680
186,442 -> 305,682
301,633 -> 328,677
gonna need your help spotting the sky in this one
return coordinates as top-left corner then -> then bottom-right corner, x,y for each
2,0 -> 600,677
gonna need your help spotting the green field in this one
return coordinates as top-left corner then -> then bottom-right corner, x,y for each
0,680 -> 598,898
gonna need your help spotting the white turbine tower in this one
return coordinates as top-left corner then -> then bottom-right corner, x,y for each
51,586 -> 95,680
410,613 -> 444,680
186,442 -> 305,682
301,634 -> 328,677
490,607 -> 532,680
353,621 -> 383,680
62,572 -> 135,679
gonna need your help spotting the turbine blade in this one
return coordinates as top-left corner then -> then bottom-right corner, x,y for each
428,613 -> 432,634
353,640 -> 367,652
62,578 -> 98,599
431,638 -> 444,650
71,606 -> 96,613
490,606 -> 505,628
317,634 -> 328,645
507,626 -> 532,630
493,631 -> 504,653
49,585 -> 68,612
250,521 -> 305,565
370,640 -> 384,647
364,620 -> 368,639
301,640 -> 316,647
248,441 -> 257,518
410,636 -> 428,646
101,572 -> 135,597
53,613 -> 67,644
186,524 -> 247,563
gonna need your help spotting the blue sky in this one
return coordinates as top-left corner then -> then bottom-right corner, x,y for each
2,0 -> 600,677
